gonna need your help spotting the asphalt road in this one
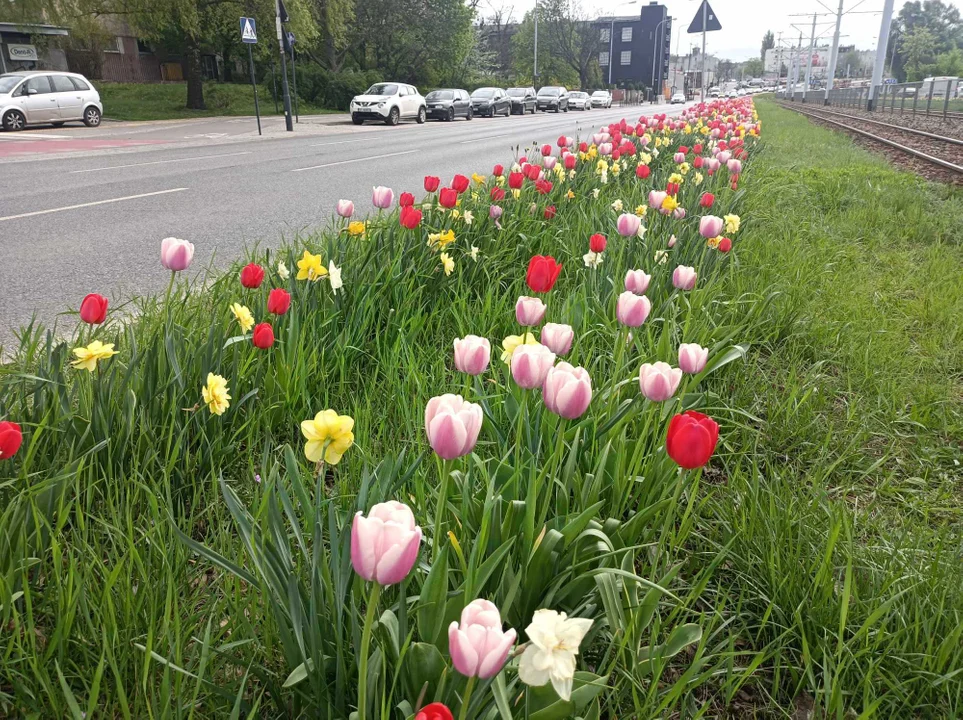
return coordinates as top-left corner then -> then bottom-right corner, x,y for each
0,102 -> 687,342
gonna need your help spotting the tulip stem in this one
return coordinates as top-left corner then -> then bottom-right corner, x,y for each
458,676 -> 476,720
433,457 -> 449,562
357,582 -> 382,720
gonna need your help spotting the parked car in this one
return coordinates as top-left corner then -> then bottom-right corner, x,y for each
590,90 -> 612,108
425,89 -> 472,121
670,92 -> 686,104
568,91 -> 592,110
0,71 -> 102,131
470,87 -> 511,117
506,86 -> 537,114
537,86 -> 569,112
350,82 -> 426,126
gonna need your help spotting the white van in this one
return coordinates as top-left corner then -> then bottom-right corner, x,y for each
920,76 -> 959,99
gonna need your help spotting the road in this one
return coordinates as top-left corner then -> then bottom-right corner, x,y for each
0,103 -> 686,341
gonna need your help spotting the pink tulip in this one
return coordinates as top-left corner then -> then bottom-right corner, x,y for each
592,133 -> 606,145
648,190 -> 667,209
624,269 -> 651,295
672,265 -> 698,291
727,158 -> 742,175
668,234 -> 677,248
448,599 -> 517,679
425,394 -> 483,460
160,237 -> 195,272
699,215 -> 724,238
616,291 -> 651,327
351,501 -> 422,586
515,296 -> 547,326
673,207 -> 686,220
706,158 -> 721,174
639,361 -> 683,402
717,151 -> 731,164
489,205 -> 503,220
372,186 -> 394,209
540,323 -> 574,355
336,199 -> 354,218
616,213 -> 641,237
599,142 -> 614,156
453,335 -> 491,376
674,152 -> 685,163
543,156 -> 557,170
511,344 -> 556,389
678,343 -> 709,374
543,362 -> 592,419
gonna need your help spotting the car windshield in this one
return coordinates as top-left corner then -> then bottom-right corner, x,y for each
365,84 -> 398,96
507,88 -> 528,97
538,88 -> 559,96
427,90 -> 453,100
472,89 -> 495,98
571,92 -> 585,98
0,75 -> 23,94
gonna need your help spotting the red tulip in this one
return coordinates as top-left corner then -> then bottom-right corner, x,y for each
693,143 -> 703,154
678,145 -> 689,154
544,205 -> 556,219
0,421 -> 22,461
535,179 -> 553,195
611,149 -> 621,161
79,293 -> 109,325
666,182 -> 679,196
424,176 -> 440,193
526,255 -> 562,293
416,703 -> 454,720
240,263 -> 265,289
439,187 -> 458,208
666,411 -> 719,469
694,156 -> 704,168
564,154 -> 576,170
579,141 -> 588,152
490,186 -> 505,201
252,322 -> 275,349
636,165 -> 650,179
541,144 -> 552,156
508,172 -> 523,190
399,192 -> 415,207
492,164 -> 504,177
267,288 -> 291,315
589,234 -> 607,253
700,192 -> 715,208
719,238 -> 732,252
452,174 -> 470,193
400,205 -> 423,229
524,164 -> 541,181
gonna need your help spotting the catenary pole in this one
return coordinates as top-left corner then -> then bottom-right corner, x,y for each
867,0 -> 895,110
700,0 -> 707,101
803,12 -> 816,101
823,0 -> 844,104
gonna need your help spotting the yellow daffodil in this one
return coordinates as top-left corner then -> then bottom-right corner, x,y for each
635,204 -> 647,217
500,332 -> 540,364
201,372 -> 231,415
472,172 -> 486,185
71,341 -> 118,373
440,252 -> 455,276
611,163 -> 620,176
661,195 -> 680,213
296,250 -> 328,282
592,188 -> 600,199
724,214 -> 741,234
512,188 -> 521,199
566,189 -> 575,200
428,229 -> 456,250
587,146 -> 598,159
679,162 -> 690,175
230,302 -> 255,333
347,221 -> 366,236
451,208 -> 461,219
694,172 -> 704,185
496,175 -> 505,186
707,236 -> 722,249
668,173 -> 683,185
640,152 -> 652,164
301,409 -> 354,464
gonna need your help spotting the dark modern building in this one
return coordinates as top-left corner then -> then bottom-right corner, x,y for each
596,1 -> 670,94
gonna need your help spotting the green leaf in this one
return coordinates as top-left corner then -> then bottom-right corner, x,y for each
282,659 -> 314,688
417,551 -> 449,647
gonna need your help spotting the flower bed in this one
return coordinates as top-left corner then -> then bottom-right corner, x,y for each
0,100 -> 760,717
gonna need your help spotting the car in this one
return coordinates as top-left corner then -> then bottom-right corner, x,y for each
670,92 -> 686,104
350,82 -> 426,126
470,87 -> 511,117
568,91 -> 592,110
0,71 -> 102,131
537,86 -> 568,112
590,90 -> 612,108
506,86 -> 537,114
425,89 -> 472,121
708,87 -> 721,98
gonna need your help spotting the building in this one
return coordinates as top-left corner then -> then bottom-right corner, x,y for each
595,1 -> 670,95
0,23 -> 70,74
668,50 -> 719,96
764,45 -> 875,82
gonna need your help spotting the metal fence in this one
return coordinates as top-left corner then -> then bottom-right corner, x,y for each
775,78 -> 961,121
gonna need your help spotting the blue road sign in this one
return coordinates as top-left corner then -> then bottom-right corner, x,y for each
687,0 -> 722,34
287,31 -> 296,47
240,17 -> 257,44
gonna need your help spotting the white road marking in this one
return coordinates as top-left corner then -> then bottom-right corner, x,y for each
459,133 -> 513,144
0,188 -> 188,222
0,133 -> 72,141
292,149 -> 415,172
309,139 -> 367,147
70,151 -> 252,174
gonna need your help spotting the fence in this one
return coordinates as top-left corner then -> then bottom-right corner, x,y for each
775,78 -> 961,121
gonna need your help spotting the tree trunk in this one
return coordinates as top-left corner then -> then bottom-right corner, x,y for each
185,35 -> 206,110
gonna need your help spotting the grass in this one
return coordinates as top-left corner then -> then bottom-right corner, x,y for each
98,81 -> 335,121
1,98 -> 961,719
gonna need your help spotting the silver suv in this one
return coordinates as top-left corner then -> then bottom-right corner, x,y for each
0,71 -> 103,131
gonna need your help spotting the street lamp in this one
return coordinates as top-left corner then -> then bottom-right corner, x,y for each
533,0 -> 538,84
650,15 -> 672,97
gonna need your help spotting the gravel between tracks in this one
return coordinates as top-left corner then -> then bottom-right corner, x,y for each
780,102 -> 963,141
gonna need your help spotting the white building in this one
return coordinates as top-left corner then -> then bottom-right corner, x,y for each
764,45 -> 876,81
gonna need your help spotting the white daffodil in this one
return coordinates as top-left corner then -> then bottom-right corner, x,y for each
328,261 -> 343,293
463,210 -> 474,226
277,260 -> 290,280
592,188 -> 600,199
582,250 -> 603,268
610,199 -> 623,213
470,245 -> 480,261
518,609 -> 593,701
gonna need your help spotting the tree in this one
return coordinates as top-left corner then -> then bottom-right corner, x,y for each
888,0 -> 963,80
900,26 -> 937,81
760,30 -> 774,61
841,49 -> 863,77
510,10 -> 579,86
536,0 -> 604,89
743,57 -> 764,78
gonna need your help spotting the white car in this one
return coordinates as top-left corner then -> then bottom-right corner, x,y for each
350,82 -> 426,126
568,91 -> 592,110
670,92 -> 686,104
591,90 -> 612,108
0,71 -> 102,131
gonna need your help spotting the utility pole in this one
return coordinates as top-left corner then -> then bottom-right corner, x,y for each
803,13 -> 816,101
275,0 -> 293,131
823,0 -> 844,104
700,0 -> 707,102
867,0 -> 895,110
533,0 -> 538,84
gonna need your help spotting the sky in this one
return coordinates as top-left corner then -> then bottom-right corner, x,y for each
477,0 -> 962,62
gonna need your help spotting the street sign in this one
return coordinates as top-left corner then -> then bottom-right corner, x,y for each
687,0 -> 722,33
286,31 -> 296,48
240,17 -> 257,44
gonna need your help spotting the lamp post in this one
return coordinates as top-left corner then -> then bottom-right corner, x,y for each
651,15 -> 670,97
533,0 -> 538,84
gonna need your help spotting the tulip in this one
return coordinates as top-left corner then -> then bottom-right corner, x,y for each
399,191 -> 415,207
672,265 -> 698,291
674,152 -> 685,163
400,205 -> 423,229
666,410 -> 720,469
673,207 -> 686,220
557,135 -> 573,148
616,213 -> 641,237
543,205 -> 556,220
336,199 -> 355,218
699,215 -> 724,239
639,361 -> 682,402
416,704 -> 454,720
372,186 -> 394,209
717,150 -> 731,164
624,269 -> 651,295
636,164 -> 651,179
699,192 -> 714,208
425,394 -> 483,460
515,296 -> 547,326
267,288 -> 291,315
543,156 -> 557,170
540,322 -> 573,355
424,176 -> 440,193
563,154 -> 576,170
598,142 -> 613,156
252,322 -> 275,349
727,158 -> 742,175
508,172 -> 524,189
79,293 -> 109,325
160,237 -> 194,272
449,599 -> 517,679
351,501 -> 422,585
490,186 -> 505,201
452,174 -> 470,193
453,335 -> 491,375
526,255 -> 562,293
240,263 -> 265,289
678,343 -> 708,374
489,205 -> 503,220
589,233 -> 606,253
616,291 -> 651,327
668,234 -> 678,248
439,187 -> 458,208
694,156 -> 705,169
0,421 -> 23,461
543,362 -> 592,419
706,158 -> 721,174
493,164 -> 504,177
541,143 -> 552,156
511,344 -> 556,389
719,238 -> 733,253
648,190 -> 667,209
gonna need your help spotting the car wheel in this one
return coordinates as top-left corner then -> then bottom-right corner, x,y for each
83,107 -> 102,127
466,107 -> 473,120
416,106 -> 426,124
2,109 -> 26,132
352,114 -> 364,125
530,105 -> 536,114
385,107 -> 400,126
447,107 -> 455,122
488,108 -> 494,118
563,105 -> 568,112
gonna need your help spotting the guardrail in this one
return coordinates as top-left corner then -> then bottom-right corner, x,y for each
774,78 -> 961,121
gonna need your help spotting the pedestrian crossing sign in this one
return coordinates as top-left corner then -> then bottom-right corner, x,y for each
240,17 -> 257,44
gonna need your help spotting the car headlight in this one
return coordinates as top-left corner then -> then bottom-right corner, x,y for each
377,102 -> 386,108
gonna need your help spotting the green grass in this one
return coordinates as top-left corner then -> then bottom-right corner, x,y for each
98,81 -> 335,121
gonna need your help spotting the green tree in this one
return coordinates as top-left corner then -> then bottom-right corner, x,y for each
743,58 -> 764,78
761,30 -> 774,61
510,10 -> 579,87
888,0 -> 963,80
900,26 -> 937,81
536,0 -> 605,89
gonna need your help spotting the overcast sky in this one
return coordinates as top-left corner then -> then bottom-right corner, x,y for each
478,0 -> 961,61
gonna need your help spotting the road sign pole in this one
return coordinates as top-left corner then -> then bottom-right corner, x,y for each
290,44 -> 299,123
700,1 -> 706,102
272,61 -> 279,113
248,44 -> 261,135
276,0 -> 293,131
